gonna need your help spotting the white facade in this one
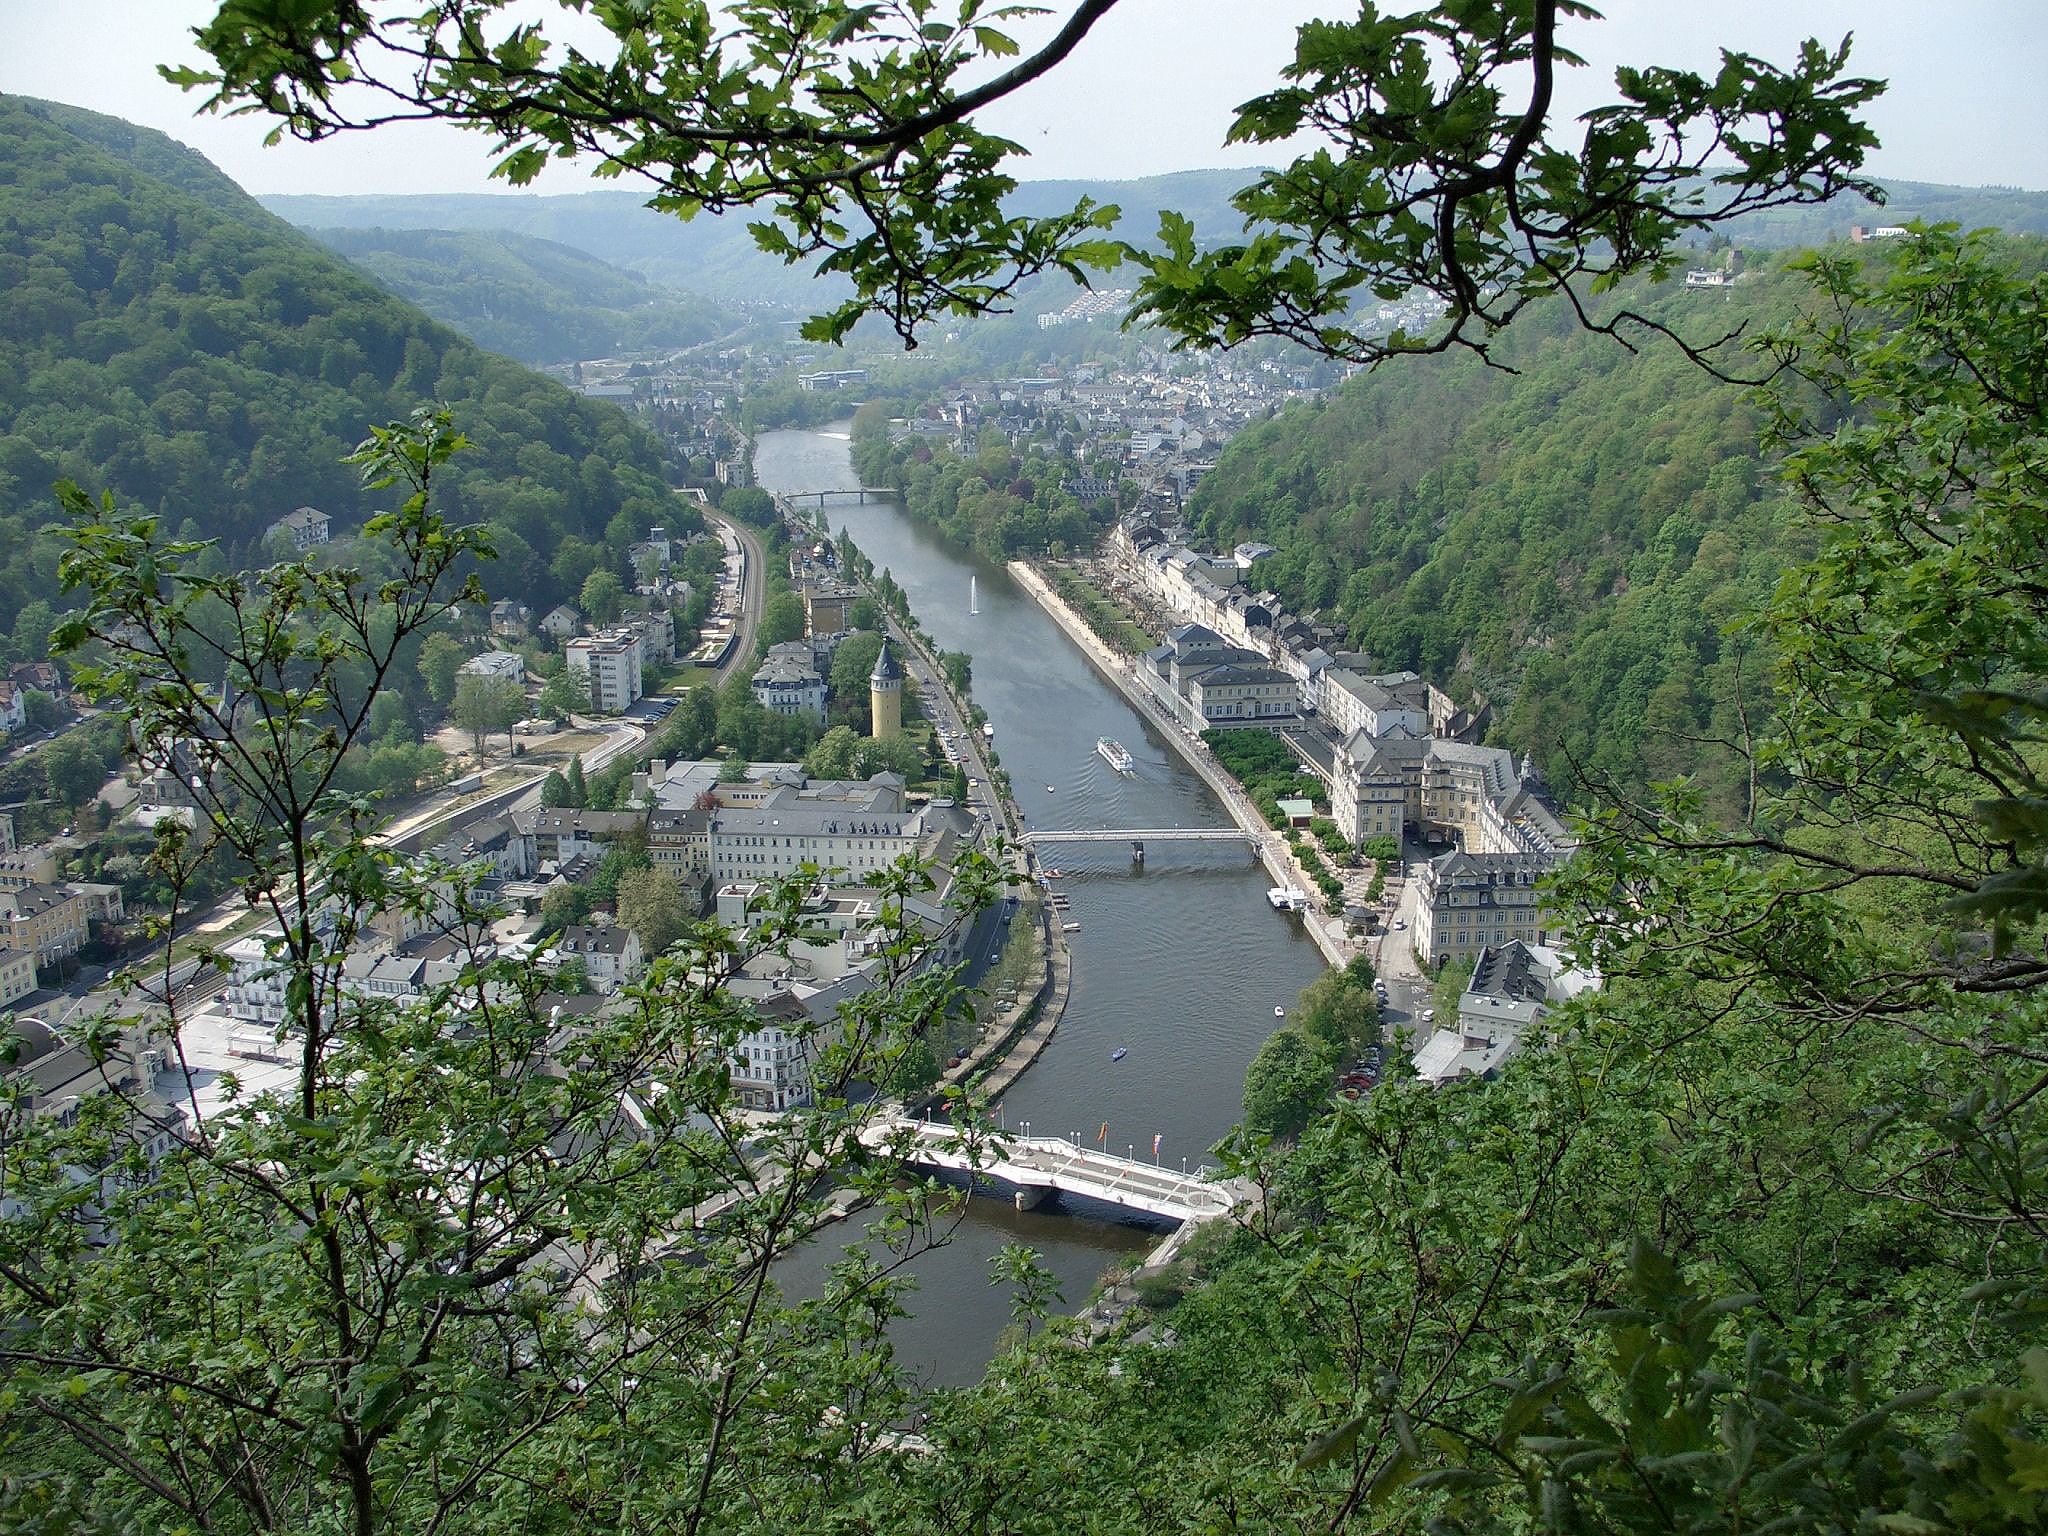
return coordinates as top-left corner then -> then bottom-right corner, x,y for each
565,630 -> 645,713
460,650 -> 527,684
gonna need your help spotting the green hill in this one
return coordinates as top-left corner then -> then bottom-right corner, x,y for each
305,226 -> 729,365
0,95 -> 686,636
1187,264 -> 1828,807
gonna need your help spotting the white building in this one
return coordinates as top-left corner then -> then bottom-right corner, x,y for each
751,653 -> 828,723
459,650 -> 528,685
554,922 -> 645,993
565,630 -> 645,713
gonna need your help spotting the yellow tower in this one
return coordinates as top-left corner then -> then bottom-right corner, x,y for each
869,635 -> 903,740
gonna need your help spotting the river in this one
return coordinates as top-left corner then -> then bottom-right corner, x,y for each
752,426 -> 1327,1388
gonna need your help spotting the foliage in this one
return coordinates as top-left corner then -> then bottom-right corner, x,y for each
538,668 -> 589,721
882,1035 -> 942,1098
1192,268 -> 1823,806
758,590 -> 806,650
1240,1026 -> 1333,1139
1296,953 -> 1380,1061
449,671 -> 523,754
4,411 -> 1006,1536
182,2 -> 1877,368
1204,727 -> 1325,827
0,98 -> 676,628
855,408 -> 1110,560
615,865 -> 687,959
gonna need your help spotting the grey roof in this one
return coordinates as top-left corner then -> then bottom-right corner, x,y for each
870,636 -> 904,684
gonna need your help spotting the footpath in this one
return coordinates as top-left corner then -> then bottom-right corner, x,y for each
1007,561 -> 1359,971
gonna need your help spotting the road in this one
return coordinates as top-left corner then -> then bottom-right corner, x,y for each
704,508 -> 767,689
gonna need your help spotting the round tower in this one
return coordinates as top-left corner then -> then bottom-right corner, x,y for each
869,635 -> 903,740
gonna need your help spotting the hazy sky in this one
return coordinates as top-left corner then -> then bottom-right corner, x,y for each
1,1 -> 2042,197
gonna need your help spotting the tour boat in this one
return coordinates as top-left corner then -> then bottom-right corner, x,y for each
1096,736 -> 1136,774
1111,1047 -> 1127,1062
1266,886 -> 1311,912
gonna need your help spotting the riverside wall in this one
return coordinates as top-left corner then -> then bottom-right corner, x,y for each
1007,562 -> 1353,971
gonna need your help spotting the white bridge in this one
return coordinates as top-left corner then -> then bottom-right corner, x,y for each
859,1116 -> 1254,1223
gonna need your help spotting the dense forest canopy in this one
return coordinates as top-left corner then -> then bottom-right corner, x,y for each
0,94 -> 683,629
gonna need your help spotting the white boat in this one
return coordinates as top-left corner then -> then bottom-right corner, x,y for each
982,722 -> 995,741
970,575 -> 979,615
1096,737 -> 1136,774
1062,921 -> 1081,932
1267,887 -> 1311,912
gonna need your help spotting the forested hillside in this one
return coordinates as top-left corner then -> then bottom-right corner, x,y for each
0,96 -> 682,634
1189,266 -> 1823,804
307,226 -> 727,365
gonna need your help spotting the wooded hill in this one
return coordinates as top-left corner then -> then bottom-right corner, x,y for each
304,226 -> 729,366
0,96 -> 684,638
1187,264 -> 1832,807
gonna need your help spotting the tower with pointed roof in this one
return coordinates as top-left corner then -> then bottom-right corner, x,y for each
869,635 -> 903,741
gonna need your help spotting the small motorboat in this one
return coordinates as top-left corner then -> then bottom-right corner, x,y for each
1274,1005 -> 1287,1018
1046,785 -> 1056,793
1062,921 -> 1081,932
1110,1047 -> 1127,1062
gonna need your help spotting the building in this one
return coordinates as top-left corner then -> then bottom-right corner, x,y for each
513,809 -> 646,868
1413,939 -> 1599,1087
272,506 -> 331,549
0,884 -> 94,968
538,604 -> 583,641
802,582 -> 859,637
751,653 -> 828,723
646,807 -> 714,899
459,650 -> 528,685
0,682 -> 24,735
0,946 -> 36,1008
1185,661 -> 1297,724
869,636 -> 903,740
730,992 -> 817,1111
489,599 -> 532,638
0,846 -> 59,891
1412,851 -> 1557,968
565,630 -> 645,713
554,922 -> 645,993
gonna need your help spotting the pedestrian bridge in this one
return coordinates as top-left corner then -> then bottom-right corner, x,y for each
859,1116 -> 1254,1224
1019,827 -> 1259,862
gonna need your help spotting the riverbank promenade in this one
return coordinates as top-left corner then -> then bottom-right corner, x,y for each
1007,561 -> 1359,970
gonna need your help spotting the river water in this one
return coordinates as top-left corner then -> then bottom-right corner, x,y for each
752,426 -> 1327,1388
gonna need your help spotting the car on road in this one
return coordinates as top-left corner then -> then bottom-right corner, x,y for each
1422,1008 -> 1436,1023
1392,918 -> 1406,930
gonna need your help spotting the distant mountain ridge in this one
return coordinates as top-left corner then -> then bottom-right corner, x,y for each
260,169 -> 1261,308
263,170 -> 2048,310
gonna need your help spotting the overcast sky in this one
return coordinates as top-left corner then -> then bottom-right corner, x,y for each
1,1 -> 2042,197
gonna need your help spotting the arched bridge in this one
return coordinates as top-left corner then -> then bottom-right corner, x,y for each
858,1116 -> 1254,1223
